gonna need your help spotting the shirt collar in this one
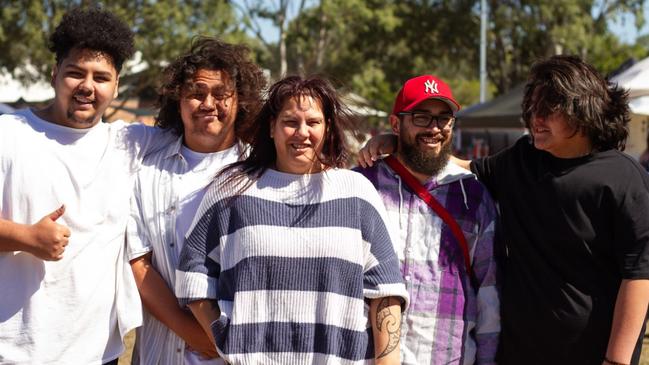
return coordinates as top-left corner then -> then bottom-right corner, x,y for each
162,135 -> 185,160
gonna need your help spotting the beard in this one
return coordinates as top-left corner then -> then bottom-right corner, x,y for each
399,131 -> 452,177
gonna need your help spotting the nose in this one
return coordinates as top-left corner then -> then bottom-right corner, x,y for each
294,121 -> 309,138
200,94 -> 216,110
77,75 -> 93,94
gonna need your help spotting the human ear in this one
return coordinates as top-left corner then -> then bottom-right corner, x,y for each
50,65 -> 58,88
113,77 -> 120,98
389,115 -> 400,135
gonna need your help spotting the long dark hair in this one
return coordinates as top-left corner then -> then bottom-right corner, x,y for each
156,37 -> 266,137
522,55 -> 630,151
220,75 -> 355,193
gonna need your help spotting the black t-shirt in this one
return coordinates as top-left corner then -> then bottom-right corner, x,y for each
471,136 -> 649,364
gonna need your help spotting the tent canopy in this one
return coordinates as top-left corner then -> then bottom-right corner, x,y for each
610,56 -> 649,99
628,96 -> 649,115
456,84 -> 525,129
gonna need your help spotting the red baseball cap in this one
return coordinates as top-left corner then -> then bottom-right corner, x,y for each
391,75 -> 460,115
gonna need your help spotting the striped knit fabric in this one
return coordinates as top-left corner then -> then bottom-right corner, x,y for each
176,168 -> 409,364
355,159 -> 500,365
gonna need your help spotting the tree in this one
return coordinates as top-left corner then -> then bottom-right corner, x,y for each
283,0 -> 483,111
278,0 -> 646,120
0,1 -> 248,89
487,0 -> 647,94
2,0 -> 646,115
232,0 -> 312,78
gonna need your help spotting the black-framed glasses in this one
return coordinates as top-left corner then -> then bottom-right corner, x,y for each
398,112 -> 455,129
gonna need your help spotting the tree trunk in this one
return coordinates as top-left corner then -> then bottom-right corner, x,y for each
315,0 -> 327,69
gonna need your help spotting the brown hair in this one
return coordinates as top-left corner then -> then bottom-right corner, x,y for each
156,37 -> 266,137
522,55 -> 630,151
221,75 -> 356,192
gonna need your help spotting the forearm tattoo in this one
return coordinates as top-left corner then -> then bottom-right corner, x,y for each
376,297 -> 400,358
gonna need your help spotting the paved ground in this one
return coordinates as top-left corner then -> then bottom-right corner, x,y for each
118,330 -> 135,364
119,326 -> 649,364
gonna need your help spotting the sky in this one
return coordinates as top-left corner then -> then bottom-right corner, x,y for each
604,3 -> 649,44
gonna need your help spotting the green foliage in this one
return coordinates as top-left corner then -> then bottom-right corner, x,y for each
0,0 -> 246,89
487,0 -> 647,94
117,0 -> 246,98
0,0 -> 646,114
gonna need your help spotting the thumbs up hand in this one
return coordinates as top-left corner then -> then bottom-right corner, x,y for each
26,205 -> 72,261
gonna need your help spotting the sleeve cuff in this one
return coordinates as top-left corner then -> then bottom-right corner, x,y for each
175,270 -> 218,307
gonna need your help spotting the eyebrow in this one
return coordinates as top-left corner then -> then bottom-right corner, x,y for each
63,64 -> 114,79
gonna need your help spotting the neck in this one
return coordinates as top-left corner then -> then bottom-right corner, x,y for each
33,104 -> 100,129
184,133 -> 236,153
551,136 -> 593,159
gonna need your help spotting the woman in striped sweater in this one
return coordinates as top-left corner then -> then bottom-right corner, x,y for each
176,76 -> 409,364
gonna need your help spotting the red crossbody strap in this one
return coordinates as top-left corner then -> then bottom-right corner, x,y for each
384,155 -> 476,284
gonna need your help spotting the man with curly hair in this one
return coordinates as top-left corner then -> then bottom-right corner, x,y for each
126,37 -> 266,365
0,7 -> 172,364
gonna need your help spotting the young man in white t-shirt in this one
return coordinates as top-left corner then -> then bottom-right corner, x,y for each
0,8 -> 171,365
126,37 -> 266,365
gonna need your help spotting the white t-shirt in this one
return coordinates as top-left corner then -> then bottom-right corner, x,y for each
127,139 -> 238,365
0,109 -> 170,364
175,144 -> 239,257
178,145 -> 238,365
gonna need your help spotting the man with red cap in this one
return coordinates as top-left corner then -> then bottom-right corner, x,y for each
355,75 -> 500,364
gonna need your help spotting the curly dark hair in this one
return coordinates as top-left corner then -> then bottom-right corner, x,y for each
220,75 -> 355,193
49,7 -> 134,72
156,37 -> 266,137
522,55 -> 630,151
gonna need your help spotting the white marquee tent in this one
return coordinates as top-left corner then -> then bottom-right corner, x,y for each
0,72 -> 53,103
610,57 -> 649,159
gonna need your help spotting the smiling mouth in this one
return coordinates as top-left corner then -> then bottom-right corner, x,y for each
291,143 -> 311,150
533,127 -> 550,133
417,135 -> 442,145
197,114 -> 220,120
73,95 -> 94,105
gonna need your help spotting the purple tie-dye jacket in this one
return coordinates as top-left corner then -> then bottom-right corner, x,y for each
355,159 -> 500,365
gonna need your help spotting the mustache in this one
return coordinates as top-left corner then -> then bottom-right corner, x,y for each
194,113 -> 225,118
416,132 -> 435,138
415,132 -> 444,141
73,94 -> 94,101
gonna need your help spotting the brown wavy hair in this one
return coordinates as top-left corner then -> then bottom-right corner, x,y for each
522,55 -> 630,151
156,37 -> 266,137
221,75 -> 356,192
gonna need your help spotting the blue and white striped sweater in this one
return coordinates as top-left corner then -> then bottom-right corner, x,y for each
176,168 -> 409,364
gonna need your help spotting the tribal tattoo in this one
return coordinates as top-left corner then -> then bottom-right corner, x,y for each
376,297 -> 401,358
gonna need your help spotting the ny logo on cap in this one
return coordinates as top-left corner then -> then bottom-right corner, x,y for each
424,79 -> 439,94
